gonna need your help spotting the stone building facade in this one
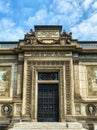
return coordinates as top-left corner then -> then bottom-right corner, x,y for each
0,26 -> 97,130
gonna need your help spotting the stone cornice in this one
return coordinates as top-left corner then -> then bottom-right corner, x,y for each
0,48 -> 16,54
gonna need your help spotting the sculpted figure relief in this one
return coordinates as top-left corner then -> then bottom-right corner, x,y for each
25,29 -> 37,44
24,28 -> 73,45
61,30 -> 72,38
25,29 -> 35,37
88,106 -> 94,114
60,30 -> 72,45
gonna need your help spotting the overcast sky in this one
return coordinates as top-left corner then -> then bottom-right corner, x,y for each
0,0 -> 97,41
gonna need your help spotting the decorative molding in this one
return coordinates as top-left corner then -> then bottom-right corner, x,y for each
26,60 -> 71,119
74,94 -> 83,102
26,63 -> 32,115
25,51 -> 72,57
65,61 -> 71,115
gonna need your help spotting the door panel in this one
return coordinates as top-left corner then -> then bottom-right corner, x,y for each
38,84 -> 59,122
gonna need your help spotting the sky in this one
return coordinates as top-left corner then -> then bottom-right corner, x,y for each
0,0 -> 97,41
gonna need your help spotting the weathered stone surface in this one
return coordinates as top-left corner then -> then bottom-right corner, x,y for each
9,122 -> 87,130
94,124 -> 97,130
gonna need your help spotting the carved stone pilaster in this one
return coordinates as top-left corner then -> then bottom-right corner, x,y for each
22,60 -> 28,115
65,61 -> 71,115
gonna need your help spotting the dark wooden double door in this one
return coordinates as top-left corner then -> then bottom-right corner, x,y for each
38,84 -> 59,122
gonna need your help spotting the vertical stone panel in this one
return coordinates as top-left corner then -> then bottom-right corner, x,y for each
22,60 -> 28,115
13,64 -> 18,97
74,64 -> 80,96
17,62 -> 23,96
62,65 -> 66,120
26,61 -> 32,115
79,65 -> 87,98
65,61 -> 71,115
59,67 -> 64,121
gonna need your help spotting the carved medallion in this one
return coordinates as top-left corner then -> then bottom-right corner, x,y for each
1,104 -> 12,116
86,104 -> 96,115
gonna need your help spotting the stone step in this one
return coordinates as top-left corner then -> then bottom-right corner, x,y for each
8,122 -> 87,130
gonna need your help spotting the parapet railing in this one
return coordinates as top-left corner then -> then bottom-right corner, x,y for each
0,43 -> 17,48
0,42 -> 97,48
79,42 -> 97,48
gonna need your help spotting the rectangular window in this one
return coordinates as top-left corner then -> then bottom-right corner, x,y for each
38,72 -> 58,80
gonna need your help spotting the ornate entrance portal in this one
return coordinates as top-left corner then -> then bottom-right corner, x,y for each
38,84 -> 59,122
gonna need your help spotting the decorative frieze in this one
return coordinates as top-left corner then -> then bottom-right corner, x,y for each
25,51 -> 72,57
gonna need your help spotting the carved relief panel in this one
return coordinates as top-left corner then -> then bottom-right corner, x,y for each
0,67 -> 11,97
87,66 -> 97,96
76,64 -> 97,97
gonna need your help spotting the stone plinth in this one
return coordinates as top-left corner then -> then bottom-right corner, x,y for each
9,122 -> 87,130
94,124 -> 97,130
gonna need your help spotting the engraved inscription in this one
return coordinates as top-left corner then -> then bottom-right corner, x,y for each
36,30 -> 60,38
25,51 -> 72,57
